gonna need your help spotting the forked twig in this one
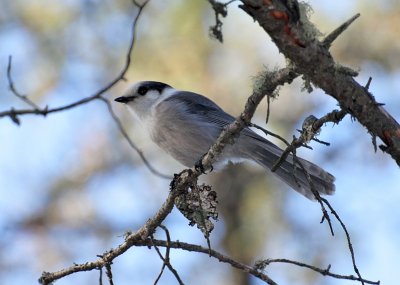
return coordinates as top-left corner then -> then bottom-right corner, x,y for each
151,226 -> 184,285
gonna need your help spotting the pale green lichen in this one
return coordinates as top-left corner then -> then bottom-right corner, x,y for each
252,67 -> 281,99
298,2 -> 324,40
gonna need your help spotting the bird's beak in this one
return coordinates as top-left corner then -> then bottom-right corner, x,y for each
114,96 -> 130,104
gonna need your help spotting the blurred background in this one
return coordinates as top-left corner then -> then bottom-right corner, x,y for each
0,0 -> 399,284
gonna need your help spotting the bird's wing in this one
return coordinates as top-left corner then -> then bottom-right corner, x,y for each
162,91 -> 270,143
163,91 -> 235,128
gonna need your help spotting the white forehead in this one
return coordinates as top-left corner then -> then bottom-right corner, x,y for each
122,81 -> 177,100
122,82 -> 141,96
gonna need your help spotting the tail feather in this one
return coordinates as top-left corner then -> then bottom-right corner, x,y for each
245,140 -> 335,200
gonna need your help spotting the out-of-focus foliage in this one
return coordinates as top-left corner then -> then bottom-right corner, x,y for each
328,2 -> 400,70
0,1 -> 399,285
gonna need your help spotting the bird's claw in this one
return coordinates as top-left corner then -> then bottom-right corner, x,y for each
195,155 -> 213,174
169,173 -> 180,189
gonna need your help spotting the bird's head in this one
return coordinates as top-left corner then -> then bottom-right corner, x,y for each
115,81 -> 173,119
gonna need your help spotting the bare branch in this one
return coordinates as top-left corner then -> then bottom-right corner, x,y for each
322,13 -> 361,48
7,2 -> 382,285
207,0 -> 238,42
152,235 -> 168,285
138,239 -> 380,285
7,55 -> 40,110
38,65 -> 296,285
99,266 -> 103,285
1,0 -> 149,122
144,239 -> 278,285
2,1 -> 169,181
198,67 -> 297,172
249,123 -> 290,147
271,109 -> 348,172
38,168 -> 194,285
261,108 -> 348,237
240,0 -> 400,165
263,258 -> 379,285
321,197 -> 366,285
151,226 -> 185,285
105,262 -> 114,285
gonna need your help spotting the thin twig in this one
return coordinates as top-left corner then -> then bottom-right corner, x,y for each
292,156 -> 335,236
265,112 -> 365,283
322,13 -> 361,48
282,143 -> 365,283
136,239 -> 379,285
153,225 -> 185,285
321,198 -> 366,285
250,123 -> 290,147
142,238 -> 278,285
271,109 -> 347,172
1,0 -> 149,121
365,77 -> 372,91
265,258 -> 378,285
7,56 -> 40,109
265,93 -> 271,124
262,108 -> 347,236
105,262 -> 114,285
2,2 -> 170,180
151,235 -> 167,285
99,266 -> 103,285
207,0 -> 238,42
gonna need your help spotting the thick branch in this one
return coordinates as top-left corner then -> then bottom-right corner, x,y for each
38,66 -> 296,285
199,67 -> 298,171
240,0 -> 400,166
38,169 -> 195,284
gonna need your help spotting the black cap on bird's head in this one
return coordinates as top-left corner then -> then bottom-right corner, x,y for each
115,81 -> 172,104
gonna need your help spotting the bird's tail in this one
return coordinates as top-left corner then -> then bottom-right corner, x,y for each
243,139 -> 335,200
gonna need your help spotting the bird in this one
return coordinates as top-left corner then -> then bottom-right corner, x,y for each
114,81 -> 335,200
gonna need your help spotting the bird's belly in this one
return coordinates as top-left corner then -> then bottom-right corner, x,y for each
149,120 -> 219,167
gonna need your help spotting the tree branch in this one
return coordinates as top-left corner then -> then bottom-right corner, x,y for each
271,109 -> 348,172
2,1 -> 170,180
150,226 -> 184,285
38,66 -> 296,285
137,239 -> 379,285
262,258 -> 379,285
198,67 -> 298,172
1,0 -> 149,122
239,0 -> 400,166
141,238 -> 278,285
7,56 -> 40,111
38,168 -> 194,284
3,1 -> 383,284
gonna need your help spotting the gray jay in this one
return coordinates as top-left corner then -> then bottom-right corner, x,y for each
115,81 -> 335,199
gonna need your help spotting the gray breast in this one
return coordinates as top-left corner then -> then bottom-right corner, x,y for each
151,94 -> 225,166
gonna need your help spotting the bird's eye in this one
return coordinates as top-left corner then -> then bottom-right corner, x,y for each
137,86 -> 148,96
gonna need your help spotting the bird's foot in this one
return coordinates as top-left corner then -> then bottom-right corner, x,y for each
195,154 -> 213,174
